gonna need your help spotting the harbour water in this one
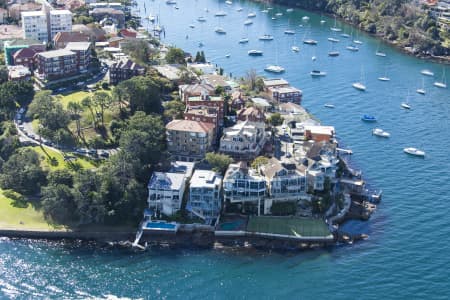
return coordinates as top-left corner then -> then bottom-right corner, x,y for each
2,0 -> 450,298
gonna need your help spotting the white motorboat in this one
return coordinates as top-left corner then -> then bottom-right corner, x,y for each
287,8 -> 294,12
321,20 -> 326,24
214,11 -> 227,17
346,45 -> 359,52
215,27 -> 226,34
324,104 -> 335,108
264,65 -> 285,73
239,38 -> 249,44
311,56 -> 317,61
291,46 -> 300,52
404,147 -> 425,157
416,88 -> 426,95
353,82 -> 366,91
328,37 -> 340,43
434,68 -> 447,88
189,24 -> 195,28
261,9 -> 268,13
375,51 -> 387,57
275,12 -> 283,17
197,16 -> 206,22
284,30 -> 295,35
303,39 -> 318,45
421,69 -> 434,76
248,12 -> 256,18
328,51 -> 339,57
354,40 -> 363,45
248,50 -> 263,56
302,16 -> 310,21
148,15 -> 156,22
244,19 -> 253,25
341,33 -> 350,38
353,66 -> 367,91
236,7 -> 243,12
378,76 -> 390,81
401,102 -> 411,109
259,34 -> 274,41
416,78 -> 426,95
166,0 -> 176,4
225,0 -> 232,4
225,54 -> 230,58
372,128 -> 390,138
310,70 -> 327,77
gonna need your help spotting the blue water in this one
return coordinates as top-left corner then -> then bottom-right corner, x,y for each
2,0 -> 450,298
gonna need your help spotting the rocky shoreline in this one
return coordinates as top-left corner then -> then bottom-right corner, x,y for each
252,0 -> 450,65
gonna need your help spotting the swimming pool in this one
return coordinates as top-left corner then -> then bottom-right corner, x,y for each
145,221 -> 178,231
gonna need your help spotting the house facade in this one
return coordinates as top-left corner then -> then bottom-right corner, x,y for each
179,83 -> 215,102
188,170 -> 223,221
166,119 -> 215,162
186,94 -> 225,127
53,31 -> 91,49
219,121 -> 266,160
65,42 -> 91,72
268,86 -> 303,104
147,161 -> 194,216
109,58 -> 145,84
34,49 -> 77,80
223,162 -> 266,215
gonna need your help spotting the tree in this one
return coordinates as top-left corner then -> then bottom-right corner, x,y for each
165,47 -> 186,65
92,91 -> 112,127
0,66 -> 8,84
67,101 -> 83,138
251,156 -> 269,170
28,91 -> 70,132
119,113 -> 166,167
268,113 -> 284,127
244,69 -> 258,91
0,148 -> 46,195
0,81 -> 34,120
121,40 -> 152,64
205,152 -> 233,174
163,99 -> 185,121
81,96 -> 97,128
41,184 -> 77,224
115,76 -> 162,114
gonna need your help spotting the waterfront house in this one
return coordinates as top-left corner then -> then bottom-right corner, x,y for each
262,78 -> 290,91
147,161 -> 195,216
184,106 -> 219,142
200,74 -> 232,91
219,120 -> 266,161
304,125 -> 335,143
259,158 -> 308,214
251,97 -> 272,112
166,119 -> 215,162
223,162 -> 267,215
268,86 -> 302,105
188,169 -> 223,222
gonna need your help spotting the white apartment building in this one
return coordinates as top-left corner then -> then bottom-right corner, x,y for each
147,161 -> 194,216
223,162 -> 267,215
21,11 -> 48,42
49,10 -> 72,40
188,170 -> 223,221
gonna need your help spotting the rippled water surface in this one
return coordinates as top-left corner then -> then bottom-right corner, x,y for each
1,0 -> 450,298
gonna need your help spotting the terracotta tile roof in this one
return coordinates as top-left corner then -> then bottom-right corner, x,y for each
53,31 -> 90,45
166,119 -> 215,133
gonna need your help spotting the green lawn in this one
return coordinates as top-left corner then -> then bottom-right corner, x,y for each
247,216 -> 332,238
56,91 -> 92,108
0,189 -> 62,230
29,146 -> 97,171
